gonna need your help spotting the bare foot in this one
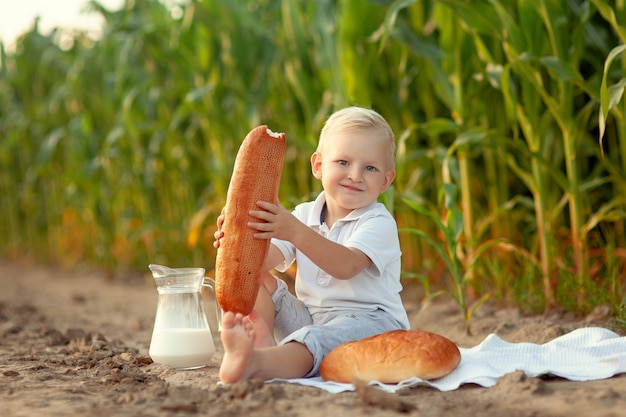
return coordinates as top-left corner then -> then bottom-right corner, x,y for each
219,311 -> 255,383
248,310 -> 277,348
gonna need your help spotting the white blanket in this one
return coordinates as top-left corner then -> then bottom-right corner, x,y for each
269,327 -> 626,393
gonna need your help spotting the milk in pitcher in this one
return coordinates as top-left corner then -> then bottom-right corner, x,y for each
149,328 -> 215,369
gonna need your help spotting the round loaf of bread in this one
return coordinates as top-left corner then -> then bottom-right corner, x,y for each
320,329 -> 461,384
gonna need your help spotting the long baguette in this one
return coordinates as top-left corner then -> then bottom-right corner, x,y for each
215,125 -> 286,315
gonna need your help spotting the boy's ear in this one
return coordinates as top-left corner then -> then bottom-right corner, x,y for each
311,152 -> 323,179
381,169 -> 396,192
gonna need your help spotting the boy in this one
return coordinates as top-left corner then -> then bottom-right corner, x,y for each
214,106 -> 409,383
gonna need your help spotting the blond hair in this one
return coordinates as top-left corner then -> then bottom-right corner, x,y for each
318,106 -> 396,169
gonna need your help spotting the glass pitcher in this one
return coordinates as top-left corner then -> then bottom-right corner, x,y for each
148,264 -> 220,369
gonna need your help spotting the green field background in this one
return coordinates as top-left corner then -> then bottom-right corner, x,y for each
1,0 -> 625,323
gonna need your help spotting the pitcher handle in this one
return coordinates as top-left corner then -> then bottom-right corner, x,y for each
202,277 -> 223,332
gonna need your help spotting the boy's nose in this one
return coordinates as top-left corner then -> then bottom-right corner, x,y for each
348,167 -> 363,181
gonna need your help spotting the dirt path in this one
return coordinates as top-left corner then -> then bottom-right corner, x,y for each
1,260 -> 624,417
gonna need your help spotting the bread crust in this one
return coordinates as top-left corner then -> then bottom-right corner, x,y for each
215,125 -> 286,315
320,329 -> 461,383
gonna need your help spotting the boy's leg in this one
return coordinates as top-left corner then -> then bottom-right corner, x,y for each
280,309 -> 403,377
250,271 -> 279,348
271,277 -> 313,341
255,273 -> 313,343
219,311 -> 314,383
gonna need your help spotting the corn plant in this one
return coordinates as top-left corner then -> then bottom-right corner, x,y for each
1,0 -> 625,318
402,183 -> 498,334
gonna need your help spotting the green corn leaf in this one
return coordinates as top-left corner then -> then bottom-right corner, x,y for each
445,129 -> 488,158
599,44 -> 626,146
590,0 -> 626,42
400,227 -> 459,281
467,292 -> 492,322
37,128 -> 65,164
581,198 -> 626,238
372,0 -> 416,54
539,56 -> 584,82
436,0 -> 501,36
185,85 -> 213,103
506,154 -> 535,192
402,197 -> 447,234
419,118 -> 461,136
488,0 -> 525,52
442,182 -> 463,242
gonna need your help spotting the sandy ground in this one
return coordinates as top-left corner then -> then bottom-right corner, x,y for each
1,259 -> 625,417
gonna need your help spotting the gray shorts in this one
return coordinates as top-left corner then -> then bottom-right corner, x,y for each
270,277 -> 405,377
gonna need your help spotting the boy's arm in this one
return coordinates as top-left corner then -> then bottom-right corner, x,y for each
289,222 -> 371,279
249,201 -> 371,280
262,244 -> 287,272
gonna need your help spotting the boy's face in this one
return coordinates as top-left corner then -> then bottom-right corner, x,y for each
311,129 -> 395,216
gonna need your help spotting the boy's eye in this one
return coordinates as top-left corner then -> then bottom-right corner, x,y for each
338,160 -> 349,166
366,165 -> 377,172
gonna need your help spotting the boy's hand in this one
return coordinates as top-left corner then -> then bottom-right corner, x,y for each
248,200 -> 301,242
213,208 -> 225,249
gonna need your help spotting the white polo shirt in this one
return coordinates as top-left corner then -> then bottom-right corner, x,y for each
272,191 -> 409,329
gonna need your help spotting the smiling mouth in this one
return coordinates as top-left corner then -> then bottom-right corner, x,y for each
341,184 -> 363,192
